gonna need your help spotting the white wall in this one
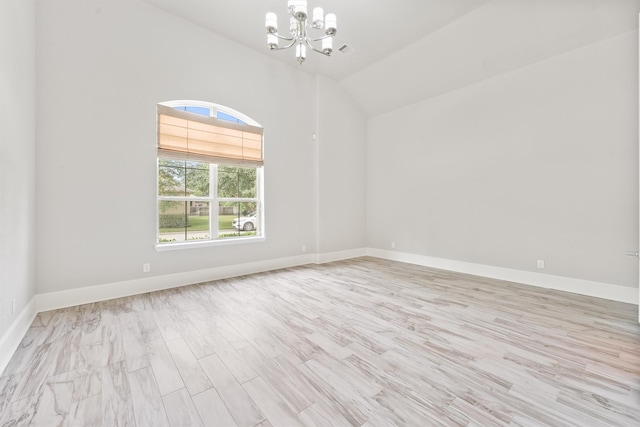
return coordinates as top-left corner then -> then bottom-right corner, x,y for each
367,30 -> 639,289
317,75 -> 367,255
0,0 -> 36,338
35,0 -> 319,293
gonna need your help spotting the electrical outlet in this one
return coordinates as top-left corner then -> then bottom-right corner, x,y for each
302,245 -> 306,253
537,260 -> 545,269
391,242 -> 396,249
143,263 -> 151,273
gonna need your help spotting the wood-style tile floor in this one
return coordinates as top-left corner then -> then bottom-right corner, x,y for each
1,257 -> 639,426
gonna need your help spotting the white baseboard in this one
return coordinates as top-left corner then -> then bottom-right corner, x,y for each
316,248 -> 368,264
367,248 -> 639,305
36,254 -> 314,313
0,297 -> 38,376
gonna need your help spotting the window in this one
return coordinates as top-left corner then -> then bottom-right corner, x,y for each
156,101 -> 264,248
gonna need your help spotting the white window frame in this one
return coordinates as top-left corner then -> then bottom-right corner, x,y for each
155,101 -> 265,251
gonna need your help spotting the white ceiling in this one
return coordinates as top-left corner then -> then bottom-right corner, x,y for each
145,0 -> 640,116
144,0 -> 492,80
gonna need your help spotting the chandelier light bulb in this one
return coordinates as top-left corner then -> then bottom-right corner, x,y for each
325,13 -> 337,35
265,12 -> 278,33
322,37 -> 332,54
294,0 -> 308,20
312,7 -> 324,28
268,34 -> 279,49
289,16 -> 297,35
296,43 -> 307,63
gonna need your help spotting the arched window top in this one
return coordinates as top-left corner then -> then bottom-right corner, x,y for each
158,100 -> 262,128
157,100 -> 263,166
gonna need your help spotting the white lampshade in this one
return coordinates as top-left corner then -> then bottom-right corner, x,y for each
265,12 -> 278,33
322,37 -> 333,54
296,43 -> 307,63
289,16 -> 297,35
312,7 -> 324,28
267,34 -> 279,49
325,13 -> 337,35
294,0 -> 307,20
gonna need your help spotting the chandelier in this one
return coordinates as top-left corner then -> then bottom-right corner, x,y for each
265,1 -> 337,64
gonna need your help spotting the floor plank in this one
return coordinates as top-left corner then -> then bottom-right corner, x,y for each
199,354 -> 265,427
165,335 -> 212,396
162,388 -> 204,427
128,366 -> 170,427
192,388 -> 239,427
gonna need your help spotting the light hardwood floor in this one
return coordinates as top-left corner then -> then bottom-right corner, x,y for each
1,257 -> 639,426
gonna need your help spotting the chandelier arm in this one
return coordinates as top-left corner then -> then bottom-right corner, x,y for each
303,38 -> 330,56
272,33 -> 295,42
271,38 -> 299,50
307,34 -> 334,43
307,46 -> 330,56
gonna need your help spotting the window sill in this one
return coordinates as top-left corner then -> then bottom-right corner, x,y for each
155,236 -> 266,252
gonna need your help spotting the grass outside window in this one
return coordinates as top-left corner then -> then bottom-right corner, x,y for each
159,215 -> 240,233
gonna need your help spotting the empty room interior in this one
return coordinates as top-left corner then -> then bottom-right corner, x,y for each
1,0 -> 640,425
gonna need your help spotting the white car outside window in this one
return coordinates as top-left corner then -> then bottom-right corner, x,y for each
232,212 -> 256,231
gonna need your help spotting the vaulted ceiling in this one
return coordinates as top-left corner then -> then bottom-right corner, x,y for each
145,0 -> 640,116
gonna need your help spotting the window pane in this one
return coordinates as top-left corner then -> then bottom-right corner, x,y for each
187,201 -> 210,241
219,202 -> 257,239
159,160 -> 210,197
216,111 -> 246,125
218,203 -> 237,234
158,159 -> 186,196
218,165 -> 256,198
186,161 -> 210,197
175,106 -> 211,117
158,201 -> 210,242
159,159 -> 186,168
158,201 -> 187,242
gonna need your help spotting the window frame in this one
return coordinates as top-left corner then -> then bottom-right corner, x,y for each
155,101 -> 265,251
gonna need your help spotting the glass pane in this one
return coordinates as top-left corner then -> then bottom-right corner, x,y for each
158,159 -> 186,196
187,201 -> 210,241
219,202 -> 257,239
218,203 -> 237,235
218,167 -> 238,197
158,201 -> 210,243
186,161 -> 210,197
217,165 -> 256,198
159,159 -> 186,168
216,111 -> 246,125
174,106 -> 211,117
158,201 -> 187,243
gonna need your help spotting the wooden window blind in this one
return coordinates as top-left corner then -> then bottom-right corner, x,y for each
157,104 -> 263,166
